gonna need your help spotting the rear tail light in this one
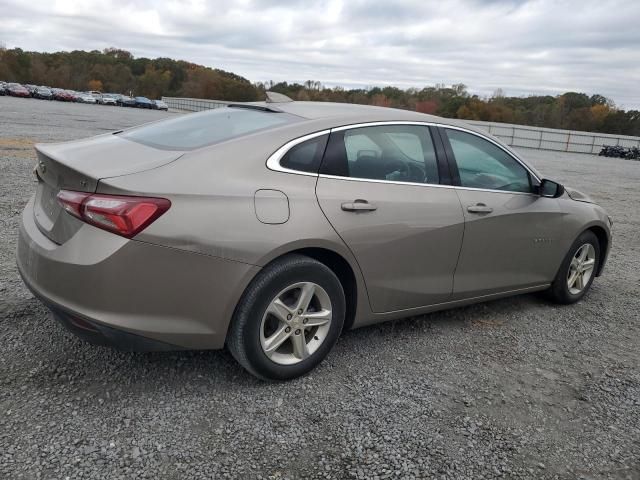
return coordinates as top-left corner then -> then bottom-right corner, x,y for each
57,190 -> 170,238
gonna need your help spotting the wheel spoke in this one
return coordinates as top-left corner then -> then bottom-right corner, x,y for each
575,272 -> 584,290
303,309 -> 332,327
263,325 -> 292,356
578,245 -> 589,262
582,258 -> 595,271
296,283 -> 316,313
291,333 -> 310,360
268,298 -> 292,323
567,270 -> 579,289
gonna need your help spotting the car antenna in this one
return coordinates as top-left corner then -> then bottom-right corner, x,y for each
265,91 -> 294,103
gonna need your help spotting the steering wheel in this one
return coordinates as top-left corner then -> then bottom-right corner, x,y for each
473,173 -> 504,189
396,161 -> 425,183
494,181 -> 529,192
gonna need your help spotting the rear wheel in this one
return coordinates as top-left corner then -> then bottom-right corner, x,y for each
547,230 -> 600,304
227,255 -> 345,380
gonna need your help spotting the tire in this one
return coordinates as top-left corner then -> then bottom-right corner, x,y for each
227,254 -> 345,381
547,230 -> 600,304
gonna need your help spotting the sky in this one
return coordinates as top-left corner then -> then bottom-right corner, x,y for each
1,0 -> 639,108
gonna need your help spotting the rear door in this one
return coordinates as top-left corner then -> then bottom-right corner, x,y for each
315,123 -> 465,313
438,127 -> 565,298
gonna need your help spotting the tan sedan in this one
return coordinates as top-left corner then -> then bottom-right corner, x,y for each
17,93 -> 612,380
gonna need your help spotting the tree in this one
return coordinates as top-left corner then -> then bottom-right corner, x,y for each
87,79 -> 103,92
1,47 -> 637,135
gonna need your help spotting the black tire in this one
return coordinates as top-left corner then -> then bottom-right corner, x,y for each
547,230 -> 600,304
227,254 -> 345,381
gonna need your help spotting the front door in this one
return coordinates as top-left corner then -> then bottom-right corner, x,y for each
439,127 -> 565,298
315,124 -> 465,313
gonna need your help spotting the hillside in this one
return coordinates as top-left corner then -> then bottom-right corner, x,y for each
1,47 -> 638,136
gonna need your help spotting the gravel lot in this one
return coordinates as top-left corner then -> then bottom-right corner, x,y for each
1,96 -> 638,479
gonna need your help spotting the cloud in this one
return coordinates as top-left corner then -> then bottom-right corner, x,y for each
0,0 -> 639,108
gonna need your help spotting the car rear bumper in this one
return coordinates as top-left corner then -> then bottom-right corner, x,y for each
17,195 -> 260,351
19,276 -> 180,352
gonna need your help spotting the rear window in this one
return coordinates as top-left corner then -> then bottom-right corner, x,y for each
121,107 -> 299,150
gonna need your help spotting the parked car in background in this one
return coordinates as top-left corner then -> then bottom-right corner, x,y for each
33,87 -> 53,100
116,95 -> 136,107
0,82 -> 7,95
24,84 -> 38,96
16,95 -> 612,380
152,99 -> 169,111
99,93 -> 118,106
134,96 -> 153,109
76,92 -> 97,104
52,89 -> 73,102
8,83 -> 30,97
66,91 -> 81,102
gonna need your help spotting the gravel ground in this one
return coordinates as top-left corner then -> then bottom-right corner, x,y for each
1,96 -> 638,479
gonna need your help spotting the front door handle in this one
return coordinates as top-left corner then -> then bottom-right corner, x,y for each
341,199 -> 377,212
467,203 -> 493,214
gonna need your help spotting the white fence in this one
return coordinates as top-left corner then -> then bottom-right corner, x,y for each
162,97 -> 228,112
465,120 -> 640,155
162,96 -> 640,155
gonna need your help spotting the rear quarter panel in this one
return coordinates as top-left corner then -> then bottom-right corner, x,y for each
97,128 -> 374,328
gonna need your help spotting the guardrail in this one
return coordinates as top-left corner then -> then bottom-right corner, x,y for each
161,97 -> 228,112
465,120 -> 640,155
161,96 -> 640,154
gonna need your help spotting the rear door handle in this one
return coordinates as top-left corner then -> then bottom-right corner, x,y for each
341,199 -> 377,212
467,203 -> 493,214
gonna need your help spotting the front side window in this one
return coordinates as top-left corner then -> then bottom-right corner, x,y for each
445,129 -> 532,193
321,125 -> 440,184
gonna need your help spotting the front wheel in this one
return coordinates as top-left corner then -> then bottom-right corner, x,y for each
547,230 -> 600,304
227,254 -> 345,381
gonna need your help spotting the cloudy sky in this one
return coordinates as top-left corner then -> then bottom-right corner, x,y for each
1,0 -> 639,108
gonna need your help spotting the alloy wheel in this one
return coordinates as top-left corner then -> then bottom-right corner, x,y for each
260,282 -> 333,365
567,243 -> 596,295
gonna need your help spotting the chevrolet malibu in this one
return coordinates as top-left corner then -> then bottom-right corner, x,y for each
17,93 -> 612,380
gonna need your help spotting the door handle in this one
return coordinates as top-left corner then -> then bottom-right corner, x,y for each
341,199 -> 377,212
467,203 -> 493,214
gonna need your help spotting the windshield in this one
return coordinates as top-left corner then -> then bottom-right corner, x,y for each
121,107 -> 300,150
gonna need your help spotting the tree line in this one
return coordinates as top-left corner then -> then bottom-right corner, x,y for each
1,47 -> 638,136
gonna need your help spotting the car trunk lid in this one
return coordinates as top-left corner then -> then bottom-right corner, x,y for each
33,134 -> 184,244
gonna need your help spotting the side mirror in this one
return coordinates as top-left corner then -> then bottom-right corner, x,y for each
539,179 -> 565,198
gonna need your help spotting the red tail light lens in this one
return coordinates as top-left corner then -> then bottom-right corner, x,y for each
56,190 -> 91,218
57,190 -> 171,238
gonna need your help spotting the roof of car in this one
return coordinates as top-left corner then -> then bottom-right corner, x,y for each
222,99 -> 540,177
239,100 -> 440,122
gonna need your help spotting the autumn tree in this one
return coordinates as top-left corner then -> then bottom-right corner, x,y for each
87,79 -> 104,92
1,47 -> 638,135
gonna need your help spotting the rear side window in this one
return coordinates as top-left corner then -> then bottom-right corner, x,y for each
121,107 -> 299,150
279,134 -> 328,173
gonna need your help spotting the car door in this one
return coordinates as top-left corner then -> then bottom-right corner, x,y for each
315,123 -> 465,313
438,127 -> 566,299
